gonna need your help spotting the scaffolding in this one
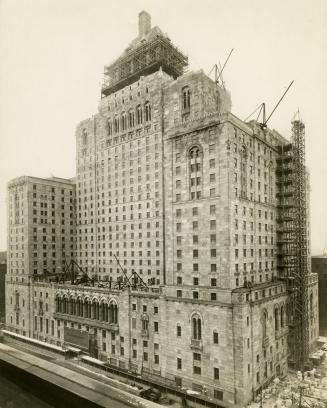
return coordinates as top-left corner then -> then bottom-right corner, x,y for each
276,119 -> 309,370
101,35 -> 188,97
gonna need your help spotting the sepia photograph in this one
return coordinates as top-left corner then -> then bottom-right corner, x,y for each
0,1 -> 327,407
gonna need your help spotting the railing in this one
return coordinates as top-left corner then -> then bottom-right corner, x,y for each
53,312 -> 119,332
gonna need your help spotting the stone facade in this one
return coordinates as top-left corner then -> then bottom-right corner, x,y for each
5,12 -> 319,407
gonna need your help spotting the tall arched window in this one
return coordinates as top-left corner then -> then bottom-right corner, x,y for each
274,307 -> 279,331
192,314 -> 202,340
109,302 -> 118,324
121,112 -> 127,131
182,86 -> 191,110
144,102 -> 151,122
114,116 -> 119,133
56,295 -> 61,313
136,105 -> 143,125
82,129 -> 88,145
128,110 -> 135,128
262,310 -> 268,338
280,305 -> 284,328
107,119 -> 112,136
189,146 -> 202,200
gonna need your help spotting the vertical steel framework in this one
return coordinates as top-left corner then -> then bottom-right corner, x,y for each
276,119 -> 309,370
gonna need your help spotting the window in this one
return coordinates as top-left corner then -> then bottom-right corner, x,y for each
144,102 -> 151,121
182,86 -> 190,110
128,110 -> 135,128
189,146 -> 202,199
214,367 -> 220,380
121,112 -> 127,131
193,366 -> 201,375
114,116 -> 119,133
192,315 -> 202,340
214,390 -> 223,400
177,358 -> 182,369
154,321 -> 159,333
274,307 -> 279,331
213,331 -> 219,344
135,105 -> 142,125
82,129 -> 87,145
177,324 -> 182,337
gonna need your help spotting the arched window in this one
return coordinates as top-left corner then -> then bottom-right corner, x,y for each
100,300 -> 108,321
107,119 -> 112,136
182,86 -> 191,110
68,296 -> 74,315
310,292 -> 313,313
274,307 -> 279,331
55,295 -> 61,313
136,105 -> 143,125
189,146 -> 202,200
128,110 -> 135,128
109,302 -> 118,324
121,112 -> 127,131
262,310 -> 268,338
82,129 -> 88,145
280,305 -> 284,328
144,102 -> 151,122
92,299 -> 99,320
192,314 -> 202,340
114,116 -> 119,133
142,314 -> 149,331
15,291 -> 20,306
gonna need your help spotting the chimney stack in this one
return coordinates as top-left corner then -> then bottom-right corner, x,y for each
138,11 -> 151,37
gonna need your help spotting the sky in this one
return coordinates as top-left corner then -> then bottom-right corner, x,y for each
0,0 -> 326,255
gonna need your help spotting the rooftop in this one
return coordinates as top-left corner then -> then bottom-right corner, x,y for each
101,11 -> 188,97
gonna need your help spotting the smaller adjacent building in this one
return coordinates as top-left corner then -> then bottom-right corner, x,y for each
311,255 -> 327,336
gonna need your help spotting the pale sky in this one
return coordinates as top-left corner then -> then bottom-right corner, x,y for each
0,0 -> 326,255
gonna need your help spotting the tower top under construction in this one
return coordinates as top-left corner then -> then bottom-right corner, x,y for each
101,11 -> 188,97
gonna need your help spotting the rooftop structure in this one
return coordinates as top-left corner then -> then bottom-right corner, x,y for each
101,11 -> 188,97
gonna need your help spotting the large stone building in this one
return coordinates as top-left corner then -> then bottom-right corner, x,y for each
5,12 -> 319,406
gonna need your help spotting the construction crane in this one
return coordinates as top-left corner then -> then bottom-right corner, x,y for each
244,81 -> 294,128
208,48 -> 234,89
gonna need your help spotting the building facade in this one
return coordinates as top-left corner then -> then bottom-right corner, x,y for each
312,255 -> 327,337
5,12 -> 319,407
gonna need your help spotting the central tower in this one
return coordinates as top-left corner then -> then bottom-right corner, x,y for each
101,11 -> 188,97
